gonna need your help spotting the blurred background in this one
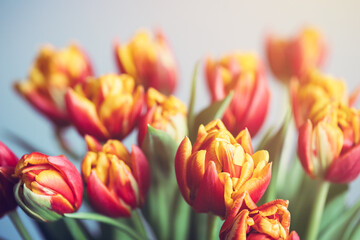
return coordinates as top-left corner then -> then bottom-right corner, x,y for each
1,1 -> 360,239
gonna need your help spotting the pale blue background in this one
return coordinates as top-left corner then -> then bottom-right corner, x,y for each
1,1 -> 360,239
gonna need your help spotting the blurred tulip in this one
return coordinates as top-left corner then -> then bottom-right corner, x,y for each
14,152 -> 83,222
65,74 -> 144,141
266,27 -> 326,83
175,120 -> 271,217
82,136 -> 151,217
220,192 -> 297,240
138,87 -> 187,146
205,52 -> 270,137
298,102 -> 360,183
15,44 -> 93,126
114,29 -> 178,94
0,141 -> 19,217
291,70 -> 348,129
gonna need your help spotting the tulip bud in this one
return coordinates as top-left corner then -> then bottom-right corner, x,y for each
205,52 -> 270,137
14,152 -> 83,222
15,44 -> 93,126
114,29 -> 178,94
220,192 -> 295,240
138,87 -> 187,146
82,136 -> 151,217
266,27 -> 326,83
298,103 -> 360,183
65,74 -> 144,141
0,141 -> 19,217
175,120 -> 271,217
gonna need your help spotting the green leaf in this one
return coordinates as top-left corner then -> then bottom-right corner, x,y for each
171,190 -> 191,240
64,212 -> 143,240
187,62 -> 199,134
319,198 -> 360,240
190,91 -> 233,142
319,191 -> 347,232
349,219 -> 360,240
141,125 -> 179,181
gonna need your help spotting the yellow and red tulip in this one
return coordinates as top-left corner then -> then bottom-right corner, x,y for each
266,27 -> 326,83
175,120 -> 272,217
0,141 -> 19,217
15,44 -> 93,126
205,52 -> 270,137
65,74 -> 144,141
290,70 -> 348,129
82,136 -> 151,217
14,152 -> 83,222
298,103 -> 360,183
114,30 -> 178,95
220,192 -> 298,240
138,87 -> 187,146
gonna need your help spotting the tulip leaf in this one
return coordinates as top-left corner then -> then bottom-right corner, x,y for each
318,197 -> 360,240
171,190 -> 191,240
349,219 -> 360,240
190,91 -> 233,142
187,61 -> 200,134
141,125 -> 179,181
64,212 -> 143,240
319,190 -> 347,232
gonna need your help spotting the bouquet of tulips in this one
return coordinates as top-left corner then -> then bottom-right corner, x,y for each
1,26 -> 360,240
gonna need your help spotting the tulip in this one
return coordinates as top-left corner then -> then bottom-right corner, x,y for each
290,70 -> 348,129
0,141 -> 19,217
205,52 -> 270,137
65,74 -> 144,141
14,152 -> 83,222
15,44 -> 93,126
175,119 -> 272,217
114,29 -> 177,94
266,27 -> 326,83
298,102 -> 360,183
138,87 -> 187,146
82,136 -> 151,217
220,192 -> 298,240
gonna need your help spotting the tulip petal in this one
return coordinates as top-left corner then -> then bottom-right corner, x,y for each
220,209 -> 249,240
175,137 -> 193,205
87,171 -> 131,217
65,89 -> 109,140
192,161 -> 225,216
297,120 -> 315,177
0,141 -> 18,167
131,145 -> 151,203
325,143 -> 360,183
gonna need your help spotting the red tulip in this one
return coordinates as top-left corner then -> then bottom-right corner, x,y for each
82,136 -> 151,217
114,29 -> 177,95
205,52 -> 270,137
15,44 -> 93,126
266,27 -> 326,83
0,141 -> 19,217
175,120 -> 271,217
65,74 -> 144,141
138,87 -> 187,146
14,152 -> 83,221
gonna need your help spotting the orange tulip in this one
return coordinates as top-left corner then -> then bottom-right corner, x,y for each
0,141 -> 19,217
114,30 -> 177,94
220,192 -> 298,240
15,44 -> 93,126
138,87 -> 187,146
65,74 -> 144,141
14,152 -> 83,222
266,27 -> 326,83
82,136 -> 151,217
205,52 -> 270,137
175,120 -> 271,217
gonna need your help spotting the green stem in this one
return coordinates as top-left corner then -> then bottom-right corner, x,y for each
55,127 -> 80,160
206,213 -> 219,240
131,209 -> 148,239
63,218 -> 87,240
8,210 -> 32,240
306,180 -> 330,240
65,212 -> 143,240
